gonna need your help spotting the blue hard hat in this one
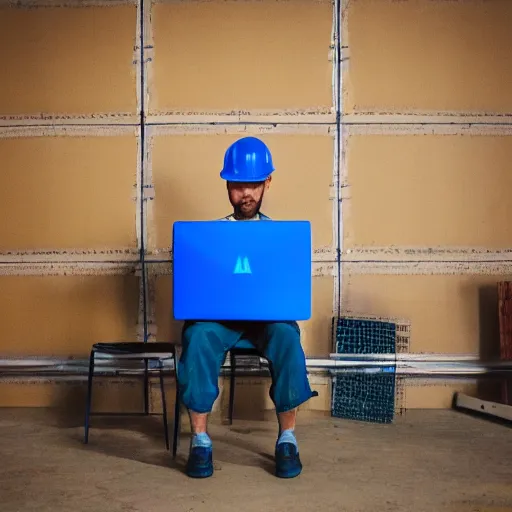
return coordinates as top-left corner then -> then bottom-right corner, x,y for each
220,136 -> 275,182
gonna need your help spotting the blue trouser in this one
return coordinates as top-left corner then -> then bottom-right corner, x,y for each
177,320 -> 317,414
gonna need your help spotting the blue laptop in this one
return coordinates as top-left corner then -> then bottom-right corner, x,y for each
172,220 -> 312,321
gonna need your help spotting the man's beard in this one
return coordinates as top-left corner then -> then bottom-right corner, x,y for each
232,193 -> 264,220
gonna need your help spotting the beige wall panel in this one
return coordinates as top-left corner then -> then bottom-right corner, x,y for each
0,136 -> 137,250
151,0 -> 332,111
155,275 -> 180,344
344,0 -> 512,113
0,378 -> 477,411
343,273 -> 510,357
299,276 -> 334,357
0,6 -> 137,115
0,275 -> 139,357
404,382 -> 477,409
151,134 -> 333,250
0,380 -> 145,412
345,135 -> 512,248
0,382 -> 56,408
156,275 -> 334,357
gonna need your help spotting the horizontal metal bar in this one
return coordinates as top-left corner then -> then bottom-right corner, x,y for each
329,353 -> 480,362
1,355 -> 512,379
89,412 -> 164,417
3,352 -> 458,367
0,374 -> 492,387
2,354 -> 512,367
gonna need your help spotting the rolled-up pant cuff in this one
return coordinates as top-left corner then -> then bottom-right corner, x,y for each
180,399 -> 213,415
179,388 -> 318,416
275,390 -> 319,414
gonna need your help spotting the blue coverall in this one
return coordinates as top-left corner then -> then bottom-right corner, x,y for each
177,211 -> 317,414
177,319 -> 317,414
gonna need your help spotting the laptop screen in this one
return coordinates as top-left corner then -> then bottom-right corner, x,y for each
172,220 -> 312,321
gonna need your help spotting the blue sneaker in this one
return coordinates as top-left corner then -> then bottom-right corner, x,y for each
275,442 -> 302,479
186,446 -> 214,478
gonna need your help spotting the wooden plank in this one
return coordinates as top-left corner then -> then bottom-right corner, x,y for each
454,392 -> 512,422
498,281 -> 512,360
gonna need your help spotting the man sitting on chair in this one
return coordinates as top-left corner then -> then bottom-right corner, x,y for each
177,136 -> 317,479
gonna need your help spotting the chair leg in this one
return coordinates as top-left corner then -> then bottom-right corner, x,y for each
143,358 -> 149,415
229,352 -> 236,425
159,361 -> 170,451
84,350 -> 95,444
172,353 -> 180,459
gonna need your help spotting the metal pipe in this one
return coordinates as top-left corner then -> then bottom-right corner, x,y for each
0,352 -> 496,367
1,355 -> 512,378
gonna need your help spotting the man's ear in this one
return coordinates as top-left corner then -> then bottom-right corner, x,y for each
265,175 -> 272,190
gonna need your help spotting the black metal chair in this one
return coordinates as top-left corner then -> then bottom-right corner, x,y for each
228,340 -> 270,424
83,341 -> 180,456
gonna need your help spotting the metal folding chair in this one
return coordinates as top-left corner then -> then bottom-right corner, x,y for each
83,341 -> 180,454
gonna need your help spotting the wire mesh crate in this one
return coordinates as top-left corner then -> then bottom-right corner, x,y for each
331,315 -> 410,424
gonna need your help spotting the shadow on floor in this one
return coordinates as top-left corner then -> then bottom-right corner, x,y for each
58,410 -> 276,476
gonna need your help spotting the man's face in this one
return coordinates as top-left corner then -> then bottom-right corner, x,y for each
227,177 -> 271,219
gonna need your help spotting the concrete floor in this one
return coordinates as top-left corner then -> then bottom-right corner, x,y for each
0,408 -> 510,512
